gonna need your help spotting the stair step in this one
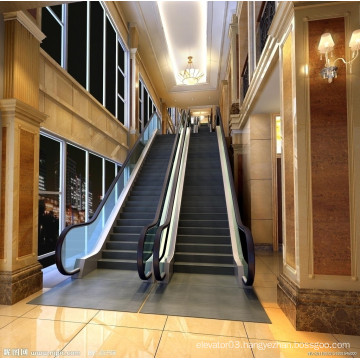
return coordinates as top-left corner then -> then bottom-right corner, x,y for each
179,213 -> 228,220
98,259 -> 137,270
117,219 -> 153,226
106,241 -> 137,251
121,206 -> 157,212
178,220 -> 229,228
176,234 -> 231,245
113,226 -> 144,234
176,243 -> 232,254
120,212 -> 154,219
173,262 -> 234,275
180,206 -> 227,213
102,249 -> 138,260
109,233 -> 140,242
175,252 -> 233,264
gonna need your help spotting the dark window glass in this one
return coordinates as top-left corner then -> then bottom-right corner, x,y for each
149,98 -> 153,119
50,5 -> 62,19
106,18 -> 116,116
118,42 -> 125,72
38,135 -> 61,261
38,194 -> 60,257
139,81 -> 142,100
68,2 -> 87,88
105,160 -> 115,190
90,2 -> 104,104
118,70 -> 125,100
39,136 -> 60,192
144,89 -> 149,126
117,165 -> 121,174
41,8 -> 62,65
66,145 -> 86,226
88,153 -> 103,219
118,98 -> 124,125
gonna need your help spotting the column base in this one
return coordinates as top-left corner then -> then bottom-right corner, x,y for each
0,263 -> 43,305
277,274 -> 360,335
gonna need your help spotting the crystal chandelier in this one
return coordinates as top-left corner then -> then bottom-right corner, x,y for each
178,56 -> 204,85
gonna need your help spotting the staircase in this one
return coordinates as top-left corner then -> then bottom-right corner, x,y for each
98,134 -> 175,270
174,124 -> 234,275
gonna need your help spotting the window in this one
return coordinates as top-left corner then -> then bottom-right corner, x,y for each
41,5 -> 63,66
38,133 -> 120,267
138,79 -> 158,132
66,145 -> 86,226
41,1 -> 129,126
38,135 -> 61,267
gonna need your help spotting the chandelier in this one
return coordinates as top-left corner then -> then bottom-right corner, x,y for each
178,56 -> 204,85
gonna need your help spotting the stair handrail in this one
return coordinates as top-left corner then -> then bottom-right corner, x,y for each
152,110 -> 189,281
216,107 -> 255,286
137,110 -> 188,280
55,112 -> 161,276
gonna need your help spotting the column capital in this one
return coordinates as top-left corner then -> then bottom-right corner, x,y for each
0,99 -> 47,127
3,11 -> 45,42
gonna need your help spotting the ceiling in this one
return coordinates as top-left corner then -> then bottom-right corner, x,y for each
117,1 -> 237,110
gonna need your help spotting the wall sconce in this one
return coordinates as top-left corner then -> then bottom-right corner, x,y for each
318,29 -> 360,83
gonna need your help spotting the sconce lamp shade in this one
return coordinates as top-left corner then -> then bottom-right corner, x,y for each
349,29 -> 360,51
318,32 -> 335,53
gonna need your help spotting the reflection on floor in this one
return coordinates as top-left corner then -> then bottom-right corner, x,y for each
0,252 -> 359,358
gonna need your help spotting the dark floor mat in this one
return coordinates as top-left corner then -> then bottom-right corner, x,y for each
140,273 -> 271,323
29,270 -> 270,323
29,269 -> 153,312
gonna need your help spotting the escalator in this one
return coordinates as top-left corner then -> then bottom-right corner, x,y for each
174,124 -> 233,275
55,112 -> 179,278
152,108 -> 255,286
98,135 -> 175,270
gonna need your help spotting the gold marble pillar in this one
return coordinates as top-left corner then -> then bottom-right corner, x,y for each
277,2 -> 360,335
0,11 -> 46,304
161,100 -> 168,135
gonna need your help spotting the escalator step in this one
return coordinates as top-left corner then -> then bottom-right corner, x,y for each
175,252 -> 233,264
98,259 -> 137,270
176,234 -> 231,245
173,262 -> 234,275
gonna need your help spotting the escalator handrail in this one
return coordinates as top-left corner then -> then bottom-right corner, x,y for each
152,111 -> 189,281
137,112 -> 187,280
55,111 -> 160,276
217,107 -> 255,286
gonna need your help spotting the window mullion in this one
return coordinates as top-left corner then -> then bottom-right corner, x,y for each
62,4 -> 68,70
103,11 -> 106,107
86,1 -> 90,91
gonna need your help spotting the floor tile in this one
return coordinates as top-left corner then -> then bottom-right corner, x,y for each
23,306 -> 98,323
0,315 -> 16,329
90,311 -> 167,330
332,334 -> 360,349
244,308 -> 338,344
156,331 -> 254,358
61,323 -> 162,358
253,287 -> 280,309
253,273 -> 278,288
0,318 -> 85,356
0,300 -> 37,317
249,339 -> 353,358
253,261 -> 274,275
165,316 -> 247,338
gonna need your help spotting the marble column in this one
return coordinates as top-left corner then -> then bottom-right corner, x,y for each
277,2 -> 360,335
0,11 -> 46,304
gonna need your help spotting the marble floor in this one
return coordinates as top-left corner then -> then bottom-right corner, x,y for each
0,252 -> 359,358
